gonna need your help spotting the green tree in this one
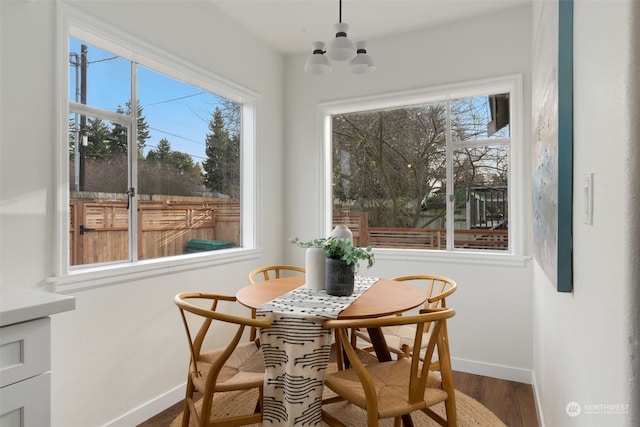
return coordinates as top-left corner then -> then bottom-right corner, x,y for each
84,117 -> 113,160
146,138 -> 172,162
109,101 -> 150,156
202,107 -> 239,198
146,138 -> 202,183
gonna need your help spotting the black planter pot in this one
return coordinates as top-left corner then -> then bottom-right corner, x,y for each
325,258 -> 355,296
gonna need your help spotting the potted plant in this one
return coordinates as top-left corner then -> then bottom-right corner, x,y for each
290,236 -> 374,296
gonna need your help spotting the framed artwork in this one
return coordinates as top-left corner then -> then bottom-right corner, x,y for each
532,0 -> 573,292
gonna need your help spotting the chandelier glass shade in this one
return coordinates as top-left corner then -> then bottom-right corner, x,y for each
304,42 -> 332,74
327,23 -> 356,61
348,41 -> 376,74
305,0 -> 375,75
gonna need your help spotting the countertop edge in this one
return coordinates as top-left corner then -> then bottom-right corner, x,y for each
0,287 -> 76,327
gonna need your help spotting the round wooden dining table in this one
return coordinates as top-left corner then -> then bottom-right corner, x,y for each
236,276 -> 428,427
236,276 -> 428,319
236,275 -> 428,363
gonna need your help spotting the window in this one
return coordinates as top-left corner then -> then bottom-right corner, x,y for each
322,76 -> 523,259
55,6 -> 258,288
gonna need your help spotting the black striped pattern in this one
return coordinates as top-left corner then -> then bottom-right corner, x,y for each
296,345 -> 333,371
263,316 -> 331,345
261,344 -> 289,369
258,276 -> 379,426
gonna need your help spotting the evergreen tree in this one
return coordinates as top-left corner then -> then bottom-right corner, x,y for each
147,138 -> 172,162
146,138 -> 201,182
84,117 -> 112,160
202,107 -> 239,198
109,101 -> 150,156
109,106 -> 129,155
132,101 -> 150,154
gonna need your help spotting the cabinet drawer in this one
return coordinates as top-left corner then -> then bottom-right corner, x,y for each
0,317 -> 50,388
0,372 -> 50,427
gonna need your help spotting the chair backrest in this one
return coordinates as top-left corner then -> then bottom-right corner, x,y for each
174,292 -> 271,378
248,265 -> 305,284
325,308 -> 456,407
392,274 -> 457,310
246,266 -> 304,341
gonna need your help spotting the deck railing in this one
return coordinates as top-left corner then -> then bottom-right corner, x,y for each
337,213 -> 508,251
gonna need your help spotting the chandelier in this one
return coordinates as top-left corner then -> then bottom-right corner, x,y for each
304,0 -> 376,75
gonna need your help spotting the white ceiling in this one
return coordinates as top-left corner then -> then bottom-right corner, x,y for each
205,0 -> 531,56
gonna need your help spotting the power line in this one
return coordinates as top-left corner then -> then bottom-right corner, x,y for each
148,126 -> 206,146
88,56 -> 119,64
142,91 -> 207,107
69,54 -> 119,66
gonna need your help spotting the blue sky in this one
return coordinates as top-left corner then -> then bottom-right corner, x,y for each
69,38 -> 223,164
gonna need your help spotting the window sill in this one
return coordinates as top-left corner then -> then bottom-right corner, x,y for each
48,248 -> 260,294
373,248 -> 530,267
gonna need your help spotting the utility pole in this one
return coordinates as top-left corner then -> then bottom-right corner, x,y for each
79,44 -> 88,191
70,52 -> 80,191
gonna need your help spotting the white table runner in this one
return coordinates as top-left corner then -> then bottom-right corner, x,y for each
257,276 -> 379,426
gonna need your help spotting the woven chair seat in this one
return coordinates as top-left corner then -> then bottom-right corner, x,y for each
322,308 -> 457,426
192,342 -> 266,392
325,359 -> 448,419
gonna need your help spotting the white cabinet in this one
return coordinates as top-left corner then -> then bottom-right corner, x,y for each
0,373 -> 50,427
0,288 -> 75,427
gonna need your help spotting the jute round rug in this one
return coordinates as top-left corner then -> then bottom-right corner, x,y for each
170,387 -> 507,427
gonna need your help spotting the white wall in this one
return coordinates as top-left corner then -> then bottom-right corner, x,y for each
283,6 -> 534,383
0,1 -> 285,426
531,0 -> 637,426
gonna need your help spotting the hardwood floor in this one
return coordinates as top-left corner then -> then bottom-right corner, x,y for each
452,371 -> 539,427
138,371 -> 539,426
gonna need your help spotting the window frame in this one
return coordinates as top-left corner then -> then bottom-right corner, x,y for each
51,4 -> 260,292
318,74 -> 525,266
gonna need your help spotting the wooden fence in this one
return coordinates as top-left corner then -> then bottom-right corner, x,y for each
337,213 -> 508,251
69,202 -> 508,265
69,196 -> 240,266
368,227 -> 444,249
333,213 -> 369,246
368,227 -> 508,250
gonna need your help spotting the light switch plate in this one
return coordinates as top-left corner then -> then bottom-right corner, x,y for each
583,173 -> 594,225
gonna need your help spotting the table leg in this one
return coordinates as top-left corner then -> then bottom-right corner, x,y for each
367,328 -> 414,427
366,327 -> 391,361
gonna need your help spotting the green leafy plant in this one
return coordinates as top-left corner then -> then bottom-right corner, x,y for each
289,236 -> 375,273
289,236 -> 326,249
